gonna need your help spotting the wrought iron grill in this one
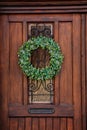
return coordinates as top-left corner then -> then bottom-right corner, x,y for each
28,23 -> 53,38
28,23 -> 54,103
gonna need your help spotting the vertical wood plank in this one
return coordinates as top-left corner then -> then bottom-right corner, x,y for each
67,118 -> 73,130
60,118 -> 67,130
25,118 -> 32,130
0,15 -> 9,130
81,14 -> 86,130
9,23 -> 23,103
10,118 -> 18,130
46,118 -> 53,130
18,118 -> 24,130
73,14 -> 82,130
53,118 -> 60,130
32,118 -> 39,130
39,118 -> 46,130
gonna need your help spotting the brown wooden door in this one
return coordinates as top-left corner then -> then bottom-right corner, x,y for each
0,13 -> 86,130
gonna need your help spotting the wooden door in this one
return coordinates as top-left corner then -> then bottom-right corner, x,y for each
0,13 -> 86,130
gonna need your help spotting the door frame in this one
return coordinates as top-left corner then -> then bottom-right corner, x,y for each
0,1 -> 87,130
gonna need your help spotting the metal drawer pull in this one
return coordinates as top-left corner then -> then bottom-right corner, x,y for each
28,108 -> 55,114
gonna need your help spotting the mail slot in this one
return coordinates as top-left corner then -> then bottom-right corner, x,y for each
28,108 -> 55,114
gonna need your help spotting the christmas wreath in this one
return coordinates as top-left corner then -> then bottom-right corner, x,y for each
18,36 -> 64,80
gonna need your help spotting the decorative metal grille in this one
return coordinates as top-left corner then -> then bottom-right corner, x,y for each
28,23 -> 54,103
28,23 -> 53,38
28,79 -> 54,103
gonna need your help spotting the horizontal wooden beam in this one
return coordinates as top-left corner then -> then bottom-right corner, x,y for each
0,1 -> 87,6
0,5 -> 87,13
9,103 -> 74,117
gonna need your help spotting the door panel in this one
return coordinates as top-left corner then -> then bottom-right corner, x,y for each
59,22 -> 72,105
0,14 -> 85,130
9,22 -> 23,104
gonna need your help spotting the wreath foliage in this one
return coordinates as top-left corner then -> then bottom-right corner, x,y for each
18,36 -> 64,80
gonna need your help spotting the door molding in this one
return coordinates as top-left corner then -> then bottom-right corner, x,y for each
0,1 -> 87,13
9,103 -> 74,117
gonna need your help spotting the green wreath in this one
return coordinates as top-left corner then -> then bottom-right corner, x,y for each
18,36 -> 64,80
